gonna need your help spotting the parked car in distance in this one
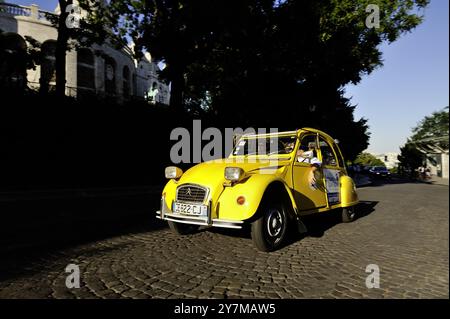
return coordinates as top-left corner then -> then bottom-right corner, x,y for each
362,166 -> 372,174
156,128 -> 359,252
369,166 -> 391,178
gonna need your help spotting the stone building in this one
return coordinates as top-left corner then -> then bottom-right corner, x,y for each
375,152 -> 400,169
425,151 -> 449,179
0,2 -> 170,104
414,138 -> 449,179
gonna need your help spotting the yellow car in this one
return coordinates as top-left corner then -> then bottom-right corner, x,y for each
156,128 -> 358,252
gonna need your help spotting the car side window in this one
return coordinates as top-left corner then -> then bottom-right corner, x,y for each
335,144 -> 344,168
319,138 -> 338,167
297,134 -> 318,159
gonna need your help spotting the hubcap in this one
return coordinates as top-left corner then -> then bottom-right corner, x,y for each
267,209 -> 283,238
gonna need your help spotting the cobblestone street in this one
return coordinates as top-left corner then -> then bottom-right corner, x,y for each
0,182 -> 448,299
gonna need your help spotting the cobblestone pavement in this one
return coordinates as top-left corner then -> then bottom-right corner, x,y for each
0,182 -> 448,299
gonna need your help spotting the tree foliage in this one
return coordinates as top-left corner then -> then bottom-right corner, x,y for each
45,0 -> 116,97
410,106 -> 449,150
354,152 -> 385,167
95,0 -> 428,159
397,143 -> 424,177
398,107 -> 448,176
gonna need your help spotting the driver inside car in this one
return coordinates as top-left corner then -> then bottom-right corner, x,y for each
297,144 -> 321,165
297,144 -> 322,189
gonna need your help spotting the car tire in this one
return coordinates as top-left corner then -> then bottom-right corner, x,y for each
168,221 -> 199,235
342,206 -> 356,223
251,201 -> 289,252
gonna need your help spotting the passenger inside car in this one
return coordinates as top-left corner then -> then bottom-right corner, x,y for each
297,144 -> 321,166
297,141 -> 322,189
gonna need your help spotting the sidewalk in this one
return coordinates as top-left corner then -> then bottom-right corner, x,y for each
428,175 -> 449,186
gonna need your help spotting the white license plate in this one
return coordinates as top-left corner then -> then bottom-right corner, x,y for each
173,202 -> 208,216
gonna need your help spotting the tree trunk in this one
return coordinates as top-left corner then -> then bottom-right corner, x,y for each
169,69 -> 185,112
55,0 -> 71,98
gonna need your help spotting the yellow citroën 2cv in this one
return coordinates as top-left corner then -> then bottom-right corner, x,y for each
157,128 -> 359,252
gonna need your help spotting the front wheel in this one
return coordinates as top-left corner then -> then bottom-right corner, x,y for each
251,202 -> 288,252
342,206 -> 356,223
168,221 -> 200,235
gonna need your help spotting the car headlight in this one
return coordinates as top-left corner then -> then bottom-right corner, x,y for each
224,167 -> 245,182
165,166 -> 183,179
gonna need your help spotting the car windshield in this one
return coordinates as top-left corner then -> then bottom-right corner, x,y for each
232,135 -> 297,156
374,166 -> 388,171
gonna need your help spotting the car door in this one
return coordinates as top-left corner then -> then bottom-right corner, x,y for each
317,136 -> 344,206
292,133 -> 328,212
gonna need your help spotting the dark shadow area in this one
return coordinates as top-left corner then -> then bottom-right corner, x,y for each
0,193 -> 168,282
199,201 -> 378,250
282,200 -> 378,247
0,92 -> 180,191
0,193 -> 166,254
358,174 -> 429,187
0,239 -> 132,283
205,224 -> 252,240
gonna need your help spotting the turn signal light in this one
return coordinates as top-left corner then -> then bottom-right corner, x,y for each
237,196 -> 246,205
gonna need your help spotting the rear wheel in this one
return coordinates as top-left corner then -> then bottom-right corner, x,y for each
168,221 -> 200,235
342,206 -> 356,223
251,201 -> 288,252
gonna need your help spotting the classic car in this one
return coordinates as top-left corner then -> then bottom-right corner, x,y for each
156,128 -> 359,252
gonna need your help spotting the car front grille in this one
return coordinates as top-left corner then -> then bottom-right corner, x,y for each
176,184 -> 208,203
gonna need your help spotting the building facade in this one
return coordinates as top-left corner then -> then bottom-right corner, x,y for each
0,2 -> 170,104
425,152 -> 449,179
375,152 -> 400,169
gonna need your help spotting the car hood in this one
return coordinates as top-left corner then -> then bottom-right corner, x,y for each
176,159 -> 291,198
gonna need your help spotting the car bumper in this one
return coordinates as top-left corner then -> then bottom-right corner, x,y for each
372,173 -> 390,177
156,197 -> 244,229
156,210 -> 244,229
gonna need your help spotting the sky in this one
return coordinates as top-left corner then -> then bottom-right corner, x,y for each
345,0 -> 449,154
12,0 -> 450,155
13,0 -> 57,12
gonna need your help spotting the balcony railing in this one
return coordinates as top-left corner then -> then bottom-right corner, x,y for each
0,3 -> 31,16
0,2 -> 57,22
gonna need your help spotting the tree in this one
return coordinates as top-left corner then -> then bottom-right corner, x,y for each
397,143 -> 423,177
101,0 -> 428,160
398,106 -> 449,177
354,152 -> 385,167
410,106 -> 449,151
54,0 -> 71,97
45,0 -> 112,97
